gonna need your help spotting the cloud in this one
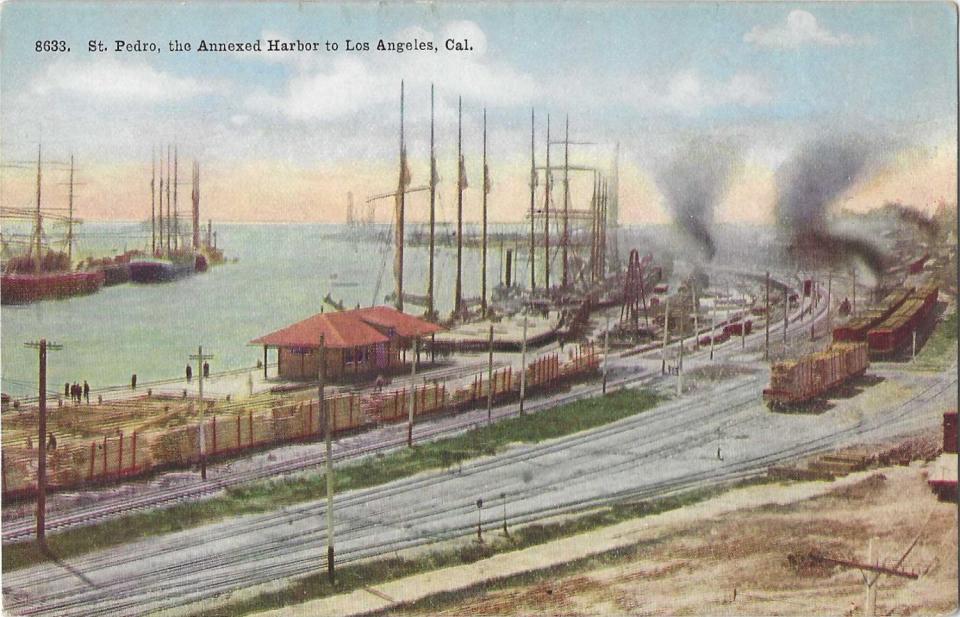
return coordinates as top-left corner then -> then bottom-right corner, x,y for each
244,21 -> 539,122
622,70 -> 773,116
30,57 -> 221,103
744,10 -> 874,49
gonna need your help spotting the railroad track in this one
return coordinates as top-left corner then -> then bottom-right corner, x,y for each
2,278 -> 816,542
8,363 -> 953,617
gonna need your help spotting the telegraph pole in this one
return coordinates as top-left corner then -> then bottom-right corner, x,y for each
661,295 -> 670,375
407,338 -> 417,446
602,313 -> 609,394
67,155 -> 75,263
519,316 -> 528,414
25,338 -> 62,544
764,271 -> 770,360
427,83 -> 436,320
189,346 -> 214,480
710,298 -> 716,361
317,334 -> 334,584
561,115 -> 570,288
487,325 -> 494,424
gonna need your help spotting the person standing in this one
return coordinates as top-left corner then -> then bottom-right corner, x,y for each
83,380 -> 90,404
203,361 -> 209,378
64,382 -> 70,398
186,364 -> 193,382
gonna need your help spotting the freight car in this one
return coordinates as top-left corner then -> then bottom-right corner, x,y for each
866,284 -> 939,359
832,286 -> 914,343
763,342 -> 869,409
723,320 -> 752,337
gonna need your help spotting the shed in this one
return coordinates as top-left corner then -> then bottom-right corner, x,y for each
251,306 -> 443,381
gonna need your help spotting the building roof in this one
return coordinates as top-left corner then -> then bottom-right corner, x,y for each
250,306 -> 443,349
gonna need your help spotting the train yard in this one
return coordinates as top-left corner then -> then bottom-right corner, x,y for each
2,253 -> 956,617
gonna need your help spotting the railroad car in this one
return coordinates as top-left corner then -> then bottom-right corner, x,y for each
723,320 -> 752,337
831,287 -> 914,343
866,284 -> 939,359
763,342 -> 869,409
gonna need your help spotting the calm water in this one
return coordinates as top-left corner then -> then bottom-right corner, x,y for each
1,222 -> 513,399
3,220 -> 799,399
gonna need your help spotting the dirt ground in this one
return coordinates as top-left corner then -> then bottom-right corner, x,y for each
398,464 -> 957,617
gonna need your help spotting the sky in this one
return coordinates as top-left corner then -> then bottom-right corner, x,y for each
0,1 -> 956,226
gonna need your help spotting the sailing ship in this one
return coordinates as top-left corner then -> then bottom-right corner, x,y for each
128,148 -> 216,283
1,148 -> 105,305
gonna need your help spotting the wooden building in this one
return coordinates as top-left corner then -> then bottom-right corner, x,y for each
251,306 -> 443,382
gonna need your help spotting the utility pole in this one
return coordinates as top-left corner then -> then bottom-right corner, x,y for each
783,288 -> 789,348
407,338 -> 417,446
765,271 -> 770,361
519,315 -> 528,414
487,325 -> 494,424
25,338 -> 62,544
455,96 -> 465,315
189,346 -> 214,480
677,322 -> 684,396
318,334 -> 335,584
427,84 -> 437,320
481,108 -> 489,316
529,108 -> 536,292
692,281 -> 699,350
661,295 -> 670,375
602,313 -> 609,393
544,114 -> 551,291
827,271 -> 832,331
710,298 -> 716,361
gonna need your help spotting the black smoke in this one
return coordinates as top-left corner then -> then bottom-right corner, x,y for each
777,135 -> 886,276
657,141 -> 738,261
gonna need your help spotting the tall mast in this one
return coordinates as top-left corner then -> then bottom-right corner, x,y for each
151,148 -> 156,254
562,115 -> 570,288
610,142 -> 620,270
529,108 -> 536,292
454,96 -> 464,315
33,144 -> 42,273
173,146 -> 179,251
427,83 -> 436,319
544,115 -> 551,290
590,172 -> 598,281
481,107 -> 488,316
393,80 -> 406,312
166,144 -> 171,252
158,148 -> 164,253
192,160 -> 200,250
67,154 -> 75,264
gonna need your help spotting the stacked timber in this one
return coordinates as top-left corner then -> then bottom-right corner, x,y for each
763,342 -> 869,409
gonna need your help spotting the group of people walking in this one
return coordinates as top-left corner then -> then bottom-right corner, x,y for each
65,380 -> 90,404
185,362 -> 210,383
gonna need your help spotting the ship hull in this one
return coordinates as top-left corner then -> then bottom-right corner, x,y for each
1,271 -> 105,305
128,260 -> 195,283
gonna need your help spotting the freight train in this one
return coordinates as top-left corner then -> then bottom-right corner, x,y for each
763,342 -> 869,409
866,284 -> 939,359
832,287 -> 914,343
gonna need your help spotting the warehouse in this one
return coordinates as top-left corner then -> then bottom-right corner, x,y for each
251,306 -> 443,382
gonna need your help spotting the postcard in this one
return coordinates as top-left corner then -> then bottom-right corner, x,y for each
1,2 -> 957,616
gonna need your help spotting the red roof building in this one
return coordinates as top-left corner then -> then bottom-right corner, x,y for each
251,306 -> 443,381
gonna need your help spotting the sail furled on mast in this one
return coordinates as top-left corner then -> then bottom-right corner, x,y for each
483,163 -> 491,194
458,154 -> 468,190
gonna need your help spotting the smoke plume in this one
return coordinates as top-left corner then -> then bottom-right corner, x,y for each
777,135 -> 886,275
884,200 -> 939,241
657,141 -> 738,261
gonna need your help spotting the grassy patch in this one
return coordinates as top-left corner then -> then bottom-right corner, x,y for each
913,309 -> 958,370
189,479 -> 761,617
3,388 -> 661,572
